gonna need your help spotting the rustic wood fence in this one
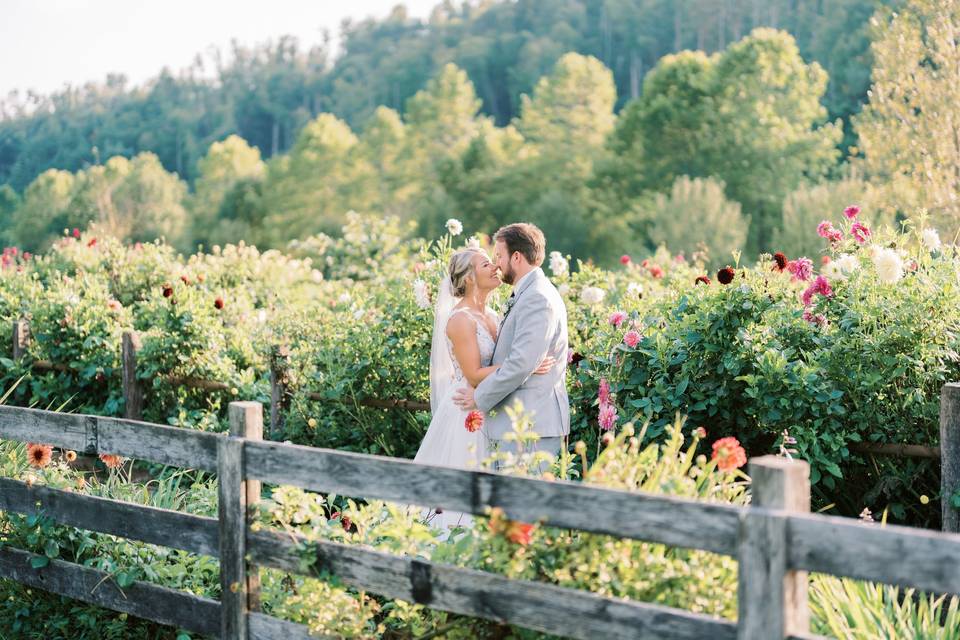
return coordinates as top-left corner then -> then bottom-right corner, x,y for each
0,402 -> 960,639
10,319 -> 960,534
11,320 -> 432,425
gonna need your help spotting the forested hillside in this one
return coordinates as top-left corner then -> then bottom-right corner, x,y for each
0,0 -> 887,190
6,0 -> 952,268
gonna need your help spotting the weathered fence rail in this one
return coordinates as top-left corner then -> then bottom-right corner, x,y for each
0,402 -> 960,639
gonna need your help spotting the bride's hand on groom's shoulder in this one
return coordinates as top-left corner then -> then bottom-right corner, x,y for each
453,386 -> 477,410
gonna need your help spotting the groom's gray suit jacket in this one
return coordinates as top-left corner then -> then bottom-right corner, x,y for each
474,267 -> 570,440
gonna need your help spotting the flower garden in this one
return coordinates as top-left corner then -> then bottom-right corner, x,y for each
2,207 -> 960,637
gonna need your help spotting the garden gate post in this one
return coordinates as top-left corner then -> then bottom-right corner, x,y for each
12,319 -> 29,360
229,401 -> 263,612
121,331 -> 143,420
940,383 -> 960,533
737,455 -> 810,639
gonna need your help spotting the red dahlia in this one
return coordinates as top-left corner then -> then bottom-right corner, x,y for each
717,267 -> 735,285
695,275 -> 711,285
773,252 -> 788,271
465,410 -> 484,432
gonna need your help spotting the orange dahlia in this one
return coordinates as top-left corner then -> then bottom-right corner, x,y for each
26,443 -> 52,468
99,453 -> 125,469
711,437 -> 747,471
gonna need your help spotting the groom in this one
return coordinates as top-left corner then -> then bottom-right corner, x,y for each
454,222 -> 570,463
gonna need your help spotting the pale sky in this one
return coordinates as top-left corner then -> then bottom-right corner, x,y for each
0,0 -> 440,98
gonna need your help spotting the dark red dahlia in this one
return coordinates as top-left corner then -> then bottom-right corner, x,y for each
773,252 -> 788,271
214,297 -> 225,310
162,284 -> 173,298
717,267 -> 735,285
695,275 -> 711,285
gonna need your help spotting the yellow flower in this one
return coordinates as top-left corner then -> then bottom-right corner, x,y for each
307,418 -> 317,428
920,495 -> 930,505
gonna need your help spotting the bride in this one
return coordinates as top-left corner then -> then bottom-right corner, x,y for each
415,247 -> 554,532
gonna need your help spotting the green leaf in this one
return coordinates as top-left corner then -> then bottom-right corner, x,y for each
116,571 -> 136,588
30,555 -> 49,569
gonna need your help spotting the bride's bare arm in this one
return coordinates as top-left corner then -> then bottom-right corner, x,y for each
447,315 -> 559,388
447,314 -> 498,388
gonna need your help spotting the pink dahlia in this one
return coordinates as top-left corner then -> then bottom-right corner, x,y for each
787,258 -> 813,282
817,221 -> 843,243
851,221 -> 871,244
623,330 -> 641,348
598,378 -> 610,405
812,275 -> 833,297
598,402 -> 618,431
608,311 -> 628,328
620,254 -> 632,265
844,205 -> 861,219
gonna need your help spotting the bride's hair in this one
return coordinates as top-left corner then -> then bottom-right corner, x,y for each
448,248 -> 483,297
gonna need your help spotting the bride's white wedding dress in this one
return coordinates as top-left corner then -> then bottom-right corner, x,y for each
414,305 -> 498,533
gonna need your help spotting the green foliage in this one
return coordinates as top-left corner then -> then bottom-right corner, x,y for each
257,113 -> 374,245
632,175 -> 748,265
579,215 -> 958,524
856,0 -> 960,235
607,28 -> 842,253
810,573 -> 960,639
0,440 -> 215,639
190,135 -> 266,249
773,173 -> 885,261
8,169 -> 77,252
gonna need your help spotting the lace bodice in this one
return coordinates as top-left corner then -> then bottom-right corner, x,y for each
446,307 -> 498,383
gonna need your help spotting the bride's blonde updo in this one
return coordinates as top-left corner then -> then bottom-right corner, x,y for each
448,248 -> 484,297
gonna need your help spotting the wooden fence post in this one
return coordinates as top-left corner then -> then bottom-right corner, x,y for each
737,455 -> 810,639
941,383 -> 960,533
218,430 -> 247,639
121,331 -> 143,420
269,345 -> 290,440
12,319 -> 29,360
228,401 -> 262,613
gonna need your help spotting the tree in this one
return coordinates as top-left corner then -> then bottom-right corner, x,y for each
0,185 -> 19,243
516,52 -> 617,153
89,153 -> 189,246
8,169 -> 76,251
258,113 -> 374,245
405,63 -> 486,169
190,135 -> 265,248
357,106 -> 417,220
633,175 -> 748,264
607,28 -> 841,253
856,0 -> 960,234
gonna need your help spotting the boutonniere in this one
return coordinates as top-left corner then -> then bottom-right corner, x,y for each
500,294 -> 516,328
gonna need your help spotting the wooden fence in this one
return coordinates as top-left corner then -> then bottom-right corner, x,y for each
0,403 -> 960,638
11,320 -> 432,426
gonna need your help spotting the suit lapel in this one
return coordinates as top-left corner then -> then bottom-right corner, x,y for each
493,268 -> 543,356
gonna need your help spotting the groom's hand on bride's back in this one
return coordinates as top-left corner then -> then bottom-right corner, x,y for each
453,386 -> 477,410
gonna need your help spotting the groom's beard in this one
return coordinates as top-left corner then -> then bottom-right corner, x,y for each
500,263 -> 515,285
